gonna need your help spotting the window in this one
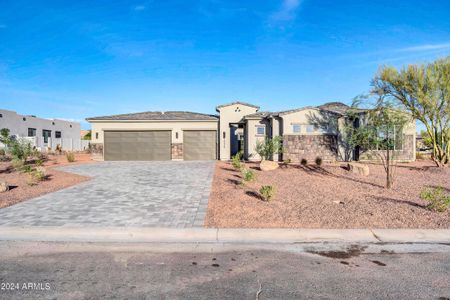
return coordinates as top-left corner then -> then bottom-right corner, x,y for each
256,126 -> 265,135
23,117 -> 26,121
28,128 -> 36,137
52,122 -> 55,125
95,132 -> 99,139
368,125 -> 403,151
55,131 -> 62,138
315,125 -> 327,133
292,124 -> 301,133
0,113 -> 3,118
306,125 -> 315,133
70,124 -> 72,128
42,130 -> 52,143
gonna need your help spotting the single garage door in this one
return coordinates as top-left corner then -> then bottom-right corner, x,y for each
183,130 -> 217,161
104,131 -> 171,161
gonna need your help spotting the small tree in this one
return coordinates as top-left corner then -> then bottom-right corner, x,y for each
0,128 -> 12,147
350,98 -> 410,189
0,128 -> 33,162
372,57 -> 450,167
254,136 -> 282,161
82,130 -> 92,140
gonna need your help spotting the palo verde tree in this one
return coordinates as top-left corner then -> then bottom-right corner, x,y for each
348,97 -> 410,189
372,57 -> 450,167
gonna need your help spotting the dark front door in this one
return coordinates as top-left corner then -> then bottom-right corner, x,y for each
42,130 -> 51,144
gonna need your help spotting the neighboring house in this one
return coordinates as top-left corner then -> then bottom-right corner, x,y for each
87,101 -> 416,162
0,108 -> 82,150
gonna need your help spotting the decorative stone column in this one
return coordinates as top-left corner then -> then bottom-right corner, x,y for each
89,143 -> 104,161
171,143 -> 183,160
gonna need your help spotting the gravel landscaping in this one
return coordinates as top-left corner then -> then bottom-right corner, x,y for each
0,154 -> 92,209
205,160 -> 450,228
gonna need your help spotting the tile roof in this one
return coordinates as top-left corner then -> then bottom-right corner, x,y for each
215,101 -> 260,112
86,111 -> 219,121
243,111 -> 272,119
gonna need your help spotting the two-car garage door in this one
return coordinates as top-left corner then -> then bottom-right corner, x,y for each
104,131 -> 171,161
103,130 -> 216,161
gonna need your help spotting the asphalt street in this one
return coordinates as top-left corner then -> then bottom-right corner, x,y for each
0,242 -> 449,300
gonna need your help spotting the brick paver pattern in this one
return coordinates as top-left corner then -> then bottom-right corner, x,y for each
0,161 -> 215,227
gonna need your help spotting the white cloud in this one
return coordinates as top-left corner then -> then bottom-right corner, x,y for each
395,43 -> 450,53
270,0 -> 302,23
133,4 -> 146,11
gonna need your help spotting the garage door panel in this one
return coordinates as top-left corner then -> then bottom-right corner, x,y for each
104,131 -> 171,161
184,130 -> 217,161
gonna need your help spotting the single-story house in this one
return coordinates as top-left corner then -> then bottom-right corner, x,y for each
0,108 -> 83,151
86,101 -> 416,162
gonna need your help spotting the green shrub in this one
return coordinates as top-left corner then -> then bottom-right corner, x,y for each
32,167 -> 47,181
21,164 -> 33,174
315,157 -> 323,166
255,136 -> 283,161
0,148 -> 5,156
281,159 -> 291,168
9,139 -> 33,162
231,151 -> 243,170
35,158 -> 44,167
241,168 -> 256,184
420,187 -> 450,213
66,152 -> 75,162
300,158 -> 308,166
260,185 -> 275,201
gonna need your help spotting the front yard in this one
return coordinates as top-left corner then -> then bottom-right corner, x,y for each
0,153 -> 92,208
206,160 -> 450,228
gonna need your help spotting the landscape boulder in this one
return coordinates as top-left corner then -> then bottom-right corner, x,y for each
0,181 -> 9,193
260,160 -> 279,171
347,162 -> 370,176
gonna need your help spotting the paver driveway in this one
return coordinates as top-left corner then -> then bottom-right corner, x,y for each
0,161 -> 215,227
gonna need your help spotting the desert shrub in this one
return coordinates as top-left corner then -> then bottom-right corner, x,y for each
9,139 -> 33,162
416,152 -> 424,160
315,157 -> 323,166
420,187 -> 450,213
21,164 -> 33,174
281,159 -> 291,168
35,158 -> 44,167
300,158 -> 308,166
255,136 -> 283,161
66,152 -> 75,162
32,167 -> 47,181
11,158 -> 24,170
260,185 -> 275,201
231,151 -> 243,170
241,168 -> 256,184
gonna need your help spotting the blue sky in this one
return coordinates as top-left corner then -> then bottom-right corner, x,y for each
1,0 -> 450,129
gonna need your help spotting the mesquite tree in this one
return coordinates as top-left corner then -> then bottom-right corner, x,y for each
372,57 -> 450,167
349,98 -> 410,189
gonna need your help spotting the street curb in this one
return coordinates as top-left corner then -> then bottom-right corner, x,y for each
0,227 -> 450,244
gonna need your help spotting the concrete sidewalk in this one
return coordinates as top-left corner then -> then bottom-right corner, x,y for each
0,227 -> 449,244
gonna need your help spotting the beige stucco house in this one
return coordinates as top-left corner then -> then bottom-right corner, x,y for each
86,101 -> 416,162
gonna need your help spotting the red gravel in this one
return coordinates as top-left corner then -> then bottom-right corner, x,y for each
0,153 -> 93,209
205,160 -> 450,228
